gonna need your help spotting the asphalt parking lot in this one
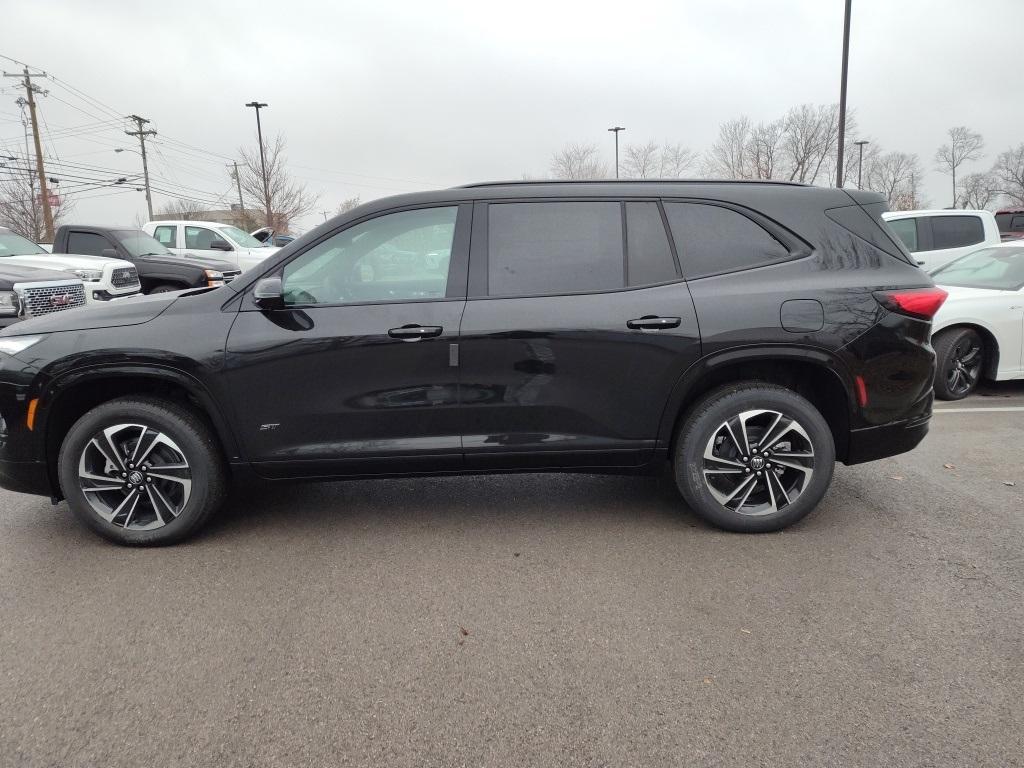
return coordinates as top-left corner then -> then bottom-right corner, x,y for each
1,385 -> 1022,768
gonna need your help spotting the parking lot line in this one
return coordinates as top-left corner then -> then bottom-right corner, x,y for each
933,406 -> 1024,413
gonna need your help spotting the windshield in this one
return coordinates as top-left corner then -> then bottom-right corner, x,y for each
0,231 -> 49,257
218,225 -> 267,248
931,246 -> 1024,291
114,229 -> 173,257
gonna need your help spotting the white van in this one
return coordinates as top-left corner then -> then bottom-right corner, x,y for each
143,220 -> 278,272
881,209 -> 1001,272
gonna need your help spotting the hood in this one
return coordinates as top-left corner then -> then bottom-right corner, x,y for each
0,262 -> 83,285
1,253 -> 131,272
0,290 -> 178,335
138,253 -> 238,272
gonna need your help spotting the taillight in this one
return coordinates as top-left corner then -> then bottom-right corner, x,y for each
872,287 -> 948,320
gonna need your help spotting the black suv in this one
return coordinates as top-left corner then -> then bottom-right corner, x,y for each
0,181 -> 944,545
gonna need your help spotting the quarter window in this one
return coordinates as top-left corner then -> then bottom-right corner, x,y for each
663,203 -> 789,279
626,202 -> 678,286
929,216 -> 984,250
153,225 -> 177,248
66,231 -> 109,256
282,206 -> 457,306
487,202 -> 623,296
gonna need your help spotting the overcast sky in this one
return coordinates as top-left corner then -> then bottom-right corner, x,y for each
3,0 -> 1021,233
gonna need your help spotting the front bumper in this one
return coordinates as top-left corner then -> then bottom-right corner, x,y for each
0,458 -> 51,497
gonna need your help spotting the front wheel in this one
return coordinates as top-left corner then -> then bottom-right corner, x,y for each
933,328 -> 984,400
673,383 -> 835,533
57,397 -> 227,545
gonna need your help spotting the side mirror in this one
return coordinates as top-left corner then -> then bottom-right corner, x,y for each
253,276 -> 285,310
101,248 -> 118,258
210,238 -> 233,251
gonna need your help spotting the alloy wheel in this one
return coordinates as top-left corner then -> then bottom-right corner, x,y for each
702,409 -> 815,516
77,423 -> 192,530
946,339 -> 982,397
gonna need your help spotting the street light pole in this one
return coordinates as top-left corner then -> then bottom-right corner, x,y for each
608,126 -> 625,179
245,101 -> 271,227
836,0 -> 852,188
854,140 -> 869,189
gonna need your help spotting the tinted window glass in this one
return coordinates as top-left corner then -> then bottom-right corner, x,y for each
185,226 -> 221,250
664,203 -> 788,279
1012,215 -> 1024,231
886,217 -> 918,251
626,202 -> 677,286
996,213 -> 1011,232
930,215 -> 984,250
153,225 -> 177,248
66,231 -> 109,256
487,202 -> 623,296
283,206 -> 456,306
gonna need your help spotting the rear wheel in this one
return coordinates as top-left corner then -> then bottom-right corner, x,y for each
673,383 -> 835,532
57,397 -> 227,545
933,327 -> 984,400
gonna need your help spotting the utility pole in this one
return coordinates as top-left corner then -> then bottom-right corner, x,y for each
321,210 -> 330,222
245,101 -> 272,227
608,126 -> 625,179
3,67 -> 53,240
125,115 -> 156,220
854,140 -> 869,189
836,0 -> 852,188
230,161 -> 246,214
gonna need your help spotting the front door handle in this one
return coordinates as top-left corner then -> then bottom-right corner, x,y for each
388,324 -> 443,341
627,316 -> 681,330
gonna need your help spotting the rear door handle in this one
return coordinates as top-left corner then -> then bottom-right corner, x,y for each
388,324 -> 443,341
627,316 -> 681,330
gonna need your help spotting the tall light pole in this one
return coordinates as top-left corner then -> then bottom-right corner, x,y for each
608,126 -> 625,179
245,101 -> 272,226
854,140 -> 869,189
836,0 -> 852,188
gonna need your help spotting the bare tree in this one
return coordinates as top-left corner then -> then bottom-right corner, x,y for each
0,166 -> 72,241
781,103 -> 852,185
957,171 -> 1001,210
157,197 -> 209,218
748,120 -> 784,180
992,143 -> 1024,206
704,117 -> 753,179
658,143 -> 697,177
864,151 -> 922,210
238,133 -> 318,232
336,196 -> 362,215
550,143 -> 607,180
621,141 -> 660,178
935,126 -> 985,207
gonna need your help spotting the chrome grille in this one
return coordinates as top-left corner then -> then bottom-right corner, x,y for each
223,270 -> 241,283
16,281 -> 87,318
111,266 -> 140,289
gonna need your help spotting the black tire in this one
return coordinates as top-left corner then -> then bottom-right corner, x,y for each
933,327 -> 984,401
147,284 -> 183,294
57,397 -> 227,546
673,383 -> 835,533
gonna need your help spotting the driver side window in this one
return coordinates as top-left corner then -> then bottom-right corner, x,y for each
282,207 -> 457,306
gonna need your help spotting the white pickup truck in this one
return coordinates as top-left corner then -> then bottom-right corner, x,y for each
143,220 -> 278,272
0,226 -> 141,304
882,209 -> 1001,272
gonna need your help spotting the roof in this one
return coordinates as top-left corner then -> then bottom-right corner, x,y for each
457,178 -> 810,189
882,209 -> 992,217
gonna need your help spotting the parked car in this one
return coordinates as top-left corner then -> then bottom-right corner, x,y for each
0,226 -> 141,304
0,263 -> 86,329
882,209 -> 1001,271
930,243 -> 1024,399
51,225 -> 240,293
143,220 -> 277,272
250,227 -> 296,247
994,206 -> 1024,241
0,180 -> 943,545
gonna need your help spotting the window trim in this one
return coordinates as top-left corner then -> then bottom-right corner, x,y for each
661,197 -> 810,281
244,202 -> 472,311
469,197 -> 687,300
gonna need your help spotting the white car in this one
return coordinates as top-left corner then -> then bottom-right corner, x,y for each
882,209 -> 1001,272
930,243 -> 1024,399
143,220 -> 277,272
0,226 -> 141,304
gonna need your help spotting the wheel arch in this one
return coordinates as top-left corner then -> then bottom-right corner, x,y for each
39,365 -> 241,499
932,322 -> 1000,380
658,347 -> 855,462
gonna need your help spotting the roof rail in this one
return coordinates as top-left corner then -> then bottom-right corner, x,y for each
456,179 -> 810,189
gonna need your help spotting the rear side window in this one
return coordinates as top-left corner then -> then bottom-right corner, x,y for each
929,216 -> 984,250
487,202 -> 623,296
66,231 -> 109,256
152,225 -> 177,248
663,203 -> 788,279
626,202 -> 678,286
886,217 -> 919,251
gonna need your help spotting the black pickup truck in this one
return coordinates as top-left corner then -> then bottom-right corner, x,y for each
51,225 -> 241,294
